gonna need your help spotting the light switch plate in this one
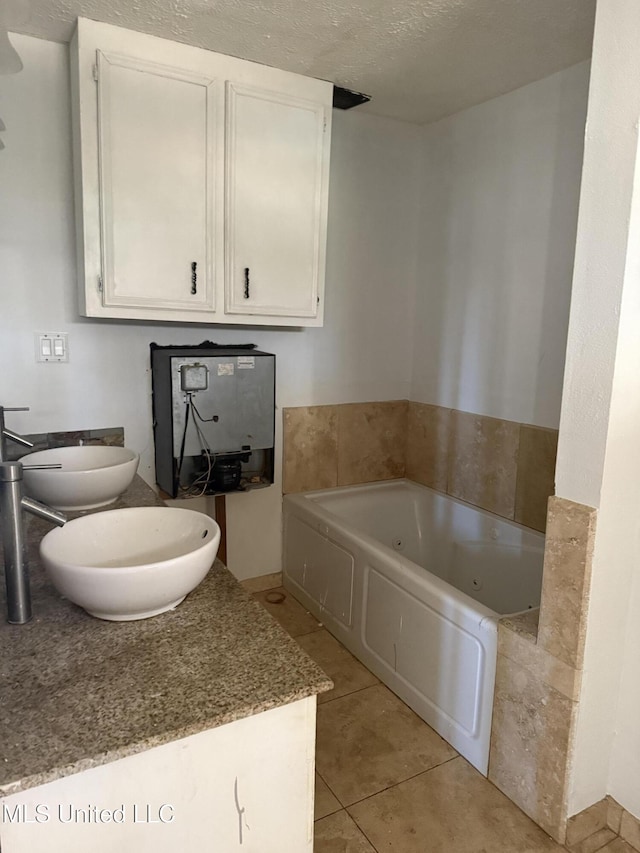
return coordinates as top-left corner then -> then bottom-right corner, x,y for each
36,332 -> 69,363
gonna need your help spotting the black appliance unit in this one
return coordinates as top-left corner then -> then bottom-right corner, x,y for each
151,343 -> 275,498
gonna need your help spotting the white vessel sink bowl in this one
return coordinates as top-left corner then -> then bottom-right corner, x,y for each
20,446 -> 139,510
40,507 -> 220,621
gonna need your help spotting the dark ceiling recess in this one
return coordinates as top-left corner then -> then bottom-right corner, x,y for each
332,85 -> 371,110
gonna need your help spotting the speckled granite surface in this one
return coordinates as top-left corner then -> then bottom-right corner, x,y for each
0,476 -> 332,796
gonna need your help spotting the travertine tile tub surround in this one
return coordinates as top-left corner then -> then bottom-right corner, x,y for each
489,496 -> 598,844
283,401 -> 558,534
282,401 -> 407,495
283,402 -> 613,846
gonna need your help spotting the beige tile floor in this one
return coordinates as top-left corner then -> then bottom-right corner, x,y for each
254,587 -> 631,853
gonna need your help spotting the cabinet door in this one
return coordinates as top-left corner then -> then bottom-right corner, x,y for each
97,51 -> 217,312
224,83 -> 330,321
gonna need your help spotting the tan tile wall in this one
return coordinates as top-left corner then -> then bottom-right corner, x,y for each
489,496 -> 598,844
448,409 -> 520,518
284,400 -> 558,535
336,402 -> 408,486
538,498 -> 597,669
490,649 -> 577,839
283,401 -> 408,494
405,402 -> 450,492
283,406 -> 340,494
408,402 -> 558,532
515,426 -> 559,531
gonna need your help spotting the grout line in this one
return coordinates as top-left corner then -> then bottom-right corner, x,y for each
335,406 -> 343,487
314,808 -> 382,853
343,754 -> 461,811
346,809 -> 381,853
313,803 -> 343,822
565,832 -> 617,853
315,769 -> 342,812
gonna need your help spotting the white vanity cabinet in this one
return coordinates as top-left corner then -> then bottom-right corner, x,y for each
1,698 -> 317,853
71,18 -> 332,327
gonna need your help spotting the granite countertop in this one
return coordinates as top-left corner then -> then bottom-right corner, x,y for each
0,476 -> 332,796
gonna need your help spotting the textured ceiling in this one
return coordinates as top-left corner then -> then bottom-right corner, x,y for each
3,0 -> 596,124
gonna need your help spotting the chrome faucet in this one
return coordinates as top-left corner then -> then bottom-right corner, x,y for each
0,462 -> 67,624
0,405 -> 67,623
0,405 -> 35,462
0,421 -> 67,622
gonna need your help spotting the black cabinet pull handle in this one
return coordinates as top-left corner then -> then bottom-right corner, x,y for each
191,261 -> 197,295
244,267 -> 250,299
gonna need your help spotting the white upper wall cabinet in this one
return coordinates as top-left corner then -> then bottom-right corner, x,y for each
225,84 -> 329,320
97,51 -> 217,313
71,18 -> 332,327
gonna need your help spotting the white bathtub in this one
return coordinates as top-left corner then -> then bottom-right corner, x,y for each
283,479 -> 544,774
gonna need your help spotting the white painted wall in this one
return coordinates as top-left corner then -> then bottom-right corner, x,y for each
0,34 -> 420,578
607,155 -> 640,819
557,0 -> 640,820
410,62 -> 590,428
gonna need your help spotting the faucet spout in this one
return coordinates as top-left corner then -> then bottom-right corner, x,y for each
22,496 -> 66,527
0,406 -> 34,462
0,461 -> 67,624
3,428 -> 35,451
